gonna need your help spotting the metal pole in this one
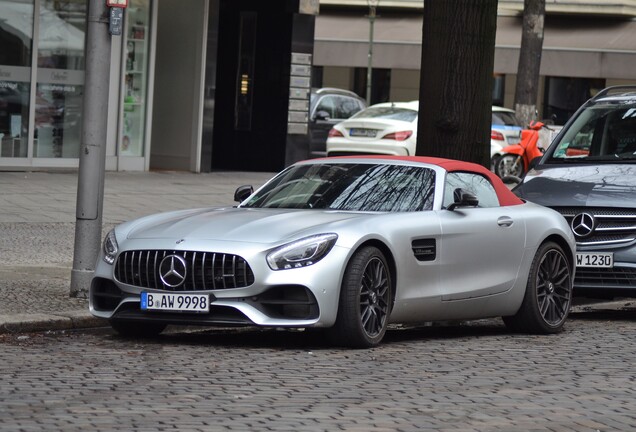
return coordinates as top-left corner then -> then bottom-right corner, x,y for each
366,3 -> 377,105
70,0 -> 112,298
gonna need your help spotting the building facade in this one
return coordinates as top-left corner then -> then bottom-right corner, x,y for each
0,0 -> 318,172
315,0 -> 636,125
1,0 -> 635,172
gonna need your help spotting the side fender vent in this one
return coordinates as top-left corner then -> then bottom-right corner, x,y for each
412,239 -> 436,262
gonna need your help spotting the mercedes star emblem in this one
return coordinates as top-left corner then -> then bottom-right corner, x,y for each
571,212 -> 595,238
159,254 -> 187,288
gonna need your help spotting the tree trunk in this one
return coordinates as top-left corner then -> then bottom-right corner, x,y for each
416,0 -> 498,168
514,0 -> 545,127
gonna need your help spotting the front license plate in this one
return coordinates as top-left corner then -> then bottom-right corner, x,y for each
349,128 -> 377,138
141,292 -> 209,312
576,252 -> 613,268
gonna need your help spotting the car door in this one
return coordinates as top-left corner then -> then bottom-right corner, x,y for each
437,172 -> 526,301
309,95 -> 337,156
309,95 -> 363,156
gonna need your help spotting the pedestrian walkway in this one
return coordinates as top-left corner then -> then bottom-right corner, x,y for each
0,169 -> 632,334
0,170 -> 274,334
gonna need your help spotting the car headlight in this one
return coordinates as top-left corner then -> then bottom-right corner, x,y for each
103,229 -> 119,265
267,233 -> 338,270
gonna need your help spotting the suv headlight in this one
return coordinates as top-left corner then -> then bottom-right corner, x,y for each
267,233 -> 338,270
103,229 -> 119,265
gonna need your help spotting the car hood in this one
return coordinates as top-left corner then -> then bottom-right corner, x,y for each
124,207 -> 367,243
516,164 -> 636,208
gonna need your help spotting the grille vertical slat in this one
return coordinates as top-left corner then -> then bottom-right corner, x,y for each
243,258 -> 248,286
114,249 -> 254,291
191,252 -> 197,291
232,255 -> 237,288
124,252 -> 131,285
137,251 -> 143,286
212,253 -> 218,290
201,252 -> 207,290
222,254 -> 227,289
131,251 -> 137,286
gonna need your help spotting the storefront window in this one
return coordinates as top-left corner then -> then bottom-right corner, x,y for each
121,0 -> 150,156
0,0 -> 33,158
35,0 -> 85,158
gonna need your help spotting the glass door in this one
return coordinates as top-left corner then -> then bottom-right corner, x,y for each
120,0 -> 150,157
34,0 -> 86,160
0,0 -> 34,160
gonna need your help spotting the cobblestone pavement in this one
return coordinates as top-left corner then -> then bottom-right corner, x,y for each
1,313 -> 635,432
2,171 -> 636,431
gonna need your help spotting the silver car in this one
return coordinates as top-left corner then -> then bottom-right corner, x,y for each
90,156 -> 576,348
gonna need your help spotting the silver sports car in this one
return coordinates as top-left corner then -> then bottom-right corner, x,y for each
90,156 -> 576,348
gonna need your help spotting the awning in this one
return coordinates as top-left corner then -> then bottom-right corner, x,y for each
314,13 -> 636,79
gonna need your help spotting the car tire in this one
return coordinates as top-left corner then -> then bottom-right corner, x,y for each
328,246 -> 392,348
110,319 -> 167,338
503,241 -> 572,334
490,155 -> 500,172
495,154 -> 524,178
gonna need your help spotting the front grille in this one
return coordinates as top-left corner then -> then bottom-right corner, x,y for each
114,250 -> 255,291
552,207 -> 636,246
575,267 -> 636,288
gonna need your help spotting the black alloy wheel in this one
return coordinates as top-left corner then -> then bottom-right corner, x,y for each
328,246 -> 392,348
503,241 -> 572,333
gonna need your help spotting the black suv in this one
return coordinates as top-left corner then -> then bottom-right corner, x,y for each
514,86 -> 636,298
308,88 -> 366,158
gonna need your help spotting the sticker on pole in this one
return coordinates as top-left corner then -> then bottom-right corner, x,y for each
109,7 -> 123,36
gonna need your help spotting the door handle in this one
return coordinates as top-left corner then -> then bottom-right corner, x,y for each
497,216 -> 514,227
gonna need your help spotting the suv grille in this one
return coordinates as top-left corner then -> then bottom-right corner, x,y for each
114,250 -> 255,291
553,207 -> 636,247
575,267 -> 636,288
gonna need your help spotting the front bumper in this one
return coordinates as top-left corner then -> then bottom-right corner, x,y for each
90,244 -> 350,328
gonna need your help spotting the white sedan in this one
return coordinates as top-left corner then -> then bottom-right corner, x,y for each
326,101 -> 419,156
328,103 -> 523,165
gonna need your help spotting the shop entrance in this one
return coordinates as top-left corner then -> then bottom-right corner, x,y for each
211,0 -> 294,172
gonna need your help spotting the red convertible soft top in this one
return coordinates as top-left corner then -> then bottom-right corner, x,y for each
325,155 -> 524,207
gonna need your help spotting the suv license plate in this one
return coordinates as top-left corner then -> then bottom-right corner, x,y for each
141,292 -> 209,312
576,252 -> 613,268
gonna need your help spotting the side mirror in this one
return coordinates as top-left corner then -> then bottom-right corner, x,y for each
234,185 -> 254,203
314,110 -> 330,121
447,188 -> 479,211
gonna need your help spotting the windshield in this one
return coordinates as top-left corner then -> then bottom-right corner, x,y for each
242,163 -> 435,211
351,106 -> 418,123
547,102 -> 636,162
